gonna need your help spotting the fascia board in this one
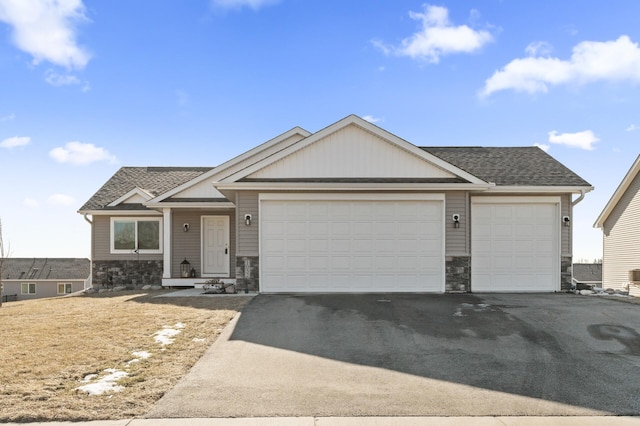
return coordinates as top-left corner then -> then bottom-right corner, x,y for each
77,210 -> 162,216
144,202 -> 236,209
219,115 -> 487,184
594,154 -> 640,228
214,182 -> 493,191
147,126 -> 311,204
483,185 -> 595,194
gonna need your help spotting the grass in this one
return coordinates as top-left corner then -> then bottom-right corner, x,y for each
0,290 -> 250,422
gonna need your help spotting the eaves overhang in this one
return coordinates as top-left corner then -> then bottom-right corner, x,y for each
77,209 -> 163,216
594,154 -> 640,229
480,185 -> 594,194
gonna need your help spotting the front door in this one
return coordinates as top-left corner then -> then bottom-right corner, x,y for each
202,216 -> 230,276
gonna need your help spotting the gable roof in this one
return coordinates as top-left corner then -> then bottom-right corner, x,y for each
422,147 -> 592,187
2,258 -> 90,281
79,166 -> 212,212
594,154 -> 640,228
572,263 -> 602,283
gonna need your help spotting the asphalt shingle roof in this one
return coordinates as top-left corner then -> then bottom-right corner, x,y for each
421,146 -> 592,187
572,263 -> 603,283
79,166 -> 213,211
2,258 -> 90,281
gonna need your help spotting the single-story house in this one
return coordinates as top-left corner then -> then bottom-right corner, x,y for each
79,115 -> 592,293
594,154 -> 640,297
572,263 -> 602,290
1,258 -> 91,301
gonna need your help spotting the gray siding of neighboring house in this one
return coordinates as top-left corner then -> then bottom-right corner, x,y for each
236,191 -> 259,256
92,215 -> 164,261
3,280 -> 86,300
603,171 -> 640,294
171,209 -> 236,278
445,191 -> 468,255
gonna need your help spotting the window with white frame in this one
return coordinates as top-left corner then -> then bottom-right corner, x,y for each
58,283 -> 73,294
21,283 -> 36,295
110,217 -> 162,254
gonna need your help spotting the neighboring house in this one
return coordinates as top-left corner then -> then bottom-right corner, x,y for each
79,115 -> 592,293
572,263 -> 602,290
594,154 -> 640,297
1,258 -> 91,301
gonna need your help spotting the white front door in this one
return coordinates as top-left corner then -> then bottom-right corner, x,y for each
202,216 -> 230,276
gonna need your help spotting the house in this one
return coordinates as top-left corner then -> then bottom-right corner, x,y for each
79,115 -> 592,293
1,258 -> 91,301
572,263 -> 602,290
594,154 -> 640,296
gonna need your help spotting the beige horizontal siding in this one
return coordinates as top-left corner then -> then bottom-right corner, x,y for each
236,191 -> 259,256
603,172 -> 640,291
445,191 -> 468,255
92,215 -> 163,261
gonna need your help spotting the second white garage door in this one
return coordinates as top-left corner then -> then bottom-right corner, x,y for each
260,194 -> 444,293
471,197 -> 560,292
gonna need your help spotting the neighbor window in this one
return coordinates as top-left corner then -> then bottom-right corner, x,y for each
111,217 -> 162,254
58,283 -> 72,294
21,283 -> 36,295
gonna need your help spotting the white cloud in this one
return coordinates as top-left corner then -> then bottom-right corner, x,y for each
525,41 -> 552,57
0,113 -> 15,122
0,0 -> 91,69
548,130 -> 599,151
47,193 -> 75,206
362,115 -> 382,124
210,0 -> 280,10
480,36 -> 640,97
23,198 -> 39,207
0,136 -> 30,148
45,70 -> 90,91
49,141 -> 117,165
626,124 -> 639,132
534,143 -> 550,152
375,4 -> 493,63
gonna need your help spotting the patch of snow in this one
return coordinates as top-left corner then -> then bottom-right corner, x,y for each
153,323 -> 185,346
193,338 -> 206,343
80,374 -> 98,383
76,369 -> 128,396
132,351 -> 151,359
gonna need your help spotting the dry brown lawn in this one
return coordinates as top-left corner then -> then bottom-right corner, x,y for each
0,290 -> 250,422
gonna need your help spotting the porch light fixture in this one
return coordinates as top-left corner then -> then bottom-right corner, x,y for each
180,258 -> 191,278
452,214 -> 460,228
563,216 -> 570,227
244,214 -> 252,226
183,223 -> 189,232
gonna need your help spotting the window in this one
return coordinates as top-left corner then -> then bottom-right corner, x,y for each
21,283 -> 36,295
58,283 -> 73,294
111,217 -> 162,254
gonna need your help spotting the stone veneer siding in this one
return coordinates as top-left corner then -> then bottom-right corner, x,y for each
445,256 -> 470,292
235,256 -> 260,292
93,260 -> 163,289
561,256 -> 572,291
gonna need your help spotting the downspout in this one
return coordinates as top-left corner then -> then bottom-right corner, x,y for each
571,189 -> 586,207
83,214 -> 93,290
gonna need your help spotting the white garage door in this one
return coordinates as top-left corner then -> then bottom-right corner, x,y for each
471,197 -> 560,292
260,194 -> 444,293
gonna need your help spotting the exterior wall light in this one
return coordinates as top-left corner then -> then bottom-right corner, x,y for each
452,214 -> 461,228
563,216 -> 570,227
183,223 -> 189,232
244,214 -> 252,226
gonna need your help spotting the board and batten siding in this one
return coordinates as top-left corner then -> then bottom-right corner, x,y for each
445,191 -> 468,255
236,191 -> 259,256
171,209 -> 236,278
92,215 -> 163,261
603,171 -> 640,292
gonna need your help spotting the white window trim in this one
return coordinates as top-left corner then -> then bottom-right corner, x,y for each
110,217 -> 163,254
21,283 -> 36,295
58,283 -> 72,294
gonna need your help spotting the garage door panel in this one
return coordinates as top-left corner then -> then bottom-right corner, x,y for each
261,199 -> 444,293
472,200 -> 559,292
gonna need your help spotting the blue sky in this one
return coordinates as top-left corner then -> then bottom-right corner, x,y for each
1,0 -> 640,261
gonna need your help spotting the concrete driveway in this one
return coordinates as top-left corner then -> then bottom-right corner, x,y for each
148,293 -> 640,418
